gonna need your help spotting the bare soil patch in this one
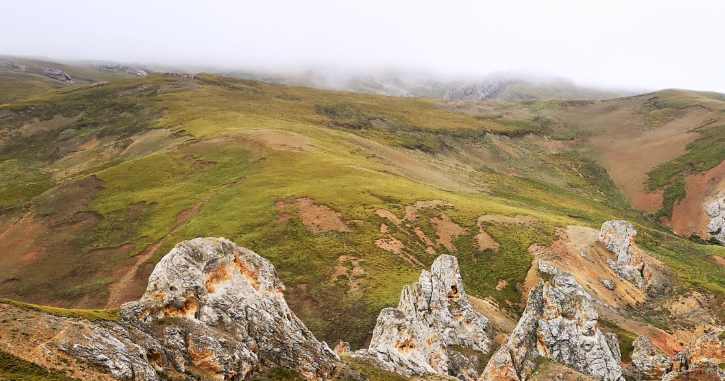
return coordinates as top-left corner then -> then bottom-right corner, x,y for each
583,108 -> 712,212
474,224 -> 499,252
430,214 -> 467,252
295,198 -> 350,233
671,160 -> 725,238
331,255 -> 366,296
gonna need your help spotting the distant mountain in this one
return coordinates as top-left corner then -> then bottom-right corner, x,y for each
0,55 -> 149,104
226,67 -> 632,101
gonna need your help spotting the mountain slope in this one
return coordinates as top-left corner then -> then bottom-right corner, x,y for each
0,68 -> 723,366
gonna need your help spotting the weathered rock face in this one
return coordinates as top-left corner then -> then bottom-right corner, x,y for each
120,237 -> 340,379
705,196 -> 725,245
597,220 -> 671,297
631,336 -> 672,379
0,238 -> 341,380
664,329 -> 724,381
354,255 -> 493,380
480,261 -> 624,381
598,220 -> 645,288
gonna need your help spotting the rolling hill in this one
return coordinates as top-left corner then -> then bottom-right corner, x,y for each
0,58 -> 723,380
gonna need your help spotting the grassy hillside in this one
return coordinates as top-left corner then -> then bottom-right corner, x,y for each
0,55 -> 139,104
0,71 -> 723,352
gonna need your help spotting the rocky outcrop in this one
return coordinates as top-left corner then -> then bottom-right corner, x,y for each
631,336 -> 672,379
354,255 -> 493,380
598,220 -> 645,288
0,237 -> 341,380
664,329 -> 724,381
480,261 -> 624,381
42,67 -> 72,82
705,196 -> 725,245
598,220 -> 671,297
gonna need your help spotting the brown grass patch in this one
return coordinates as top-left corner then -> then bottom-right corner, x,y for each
245,129 -> 312,152
477,214 -> 537,225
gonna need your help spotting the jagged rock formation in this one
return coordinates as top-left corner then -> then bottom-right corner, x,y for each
597,220 -> 671,297
631,336 -> 672,379
353,255 -> 493,380
664,329 -> 724,381
598,220 -> 645,288
705,196 -> 725,244
480,261 -> 624,381
0,237 -> 341,380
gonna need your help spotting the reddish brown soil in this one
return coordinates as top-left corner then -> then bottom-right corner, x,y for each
671,161 -> 725,238
430,214 -> 467,252
295,198 -> 350,233
105,202 -> 202,308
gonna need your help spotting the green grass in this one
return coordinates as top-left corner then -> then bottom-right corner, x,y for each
0,159 -> 54,210
0,72 -> 722,352
0,351 -> 79,381
0,299 -> 119,321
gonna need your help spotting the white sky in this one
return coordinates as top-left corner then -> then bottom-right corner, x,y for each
2,0 -> 724,92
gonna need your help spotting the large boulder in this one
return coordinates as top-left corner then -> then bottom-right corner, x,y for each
705,196 -> 725,245
631,336 -> 672,379
0,237 -> 341,380
480,261 -> 624,381
354,255 -> 493,380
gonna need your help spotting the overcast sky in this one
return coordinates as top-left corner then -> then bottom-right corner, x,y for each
2,0 -> 724,92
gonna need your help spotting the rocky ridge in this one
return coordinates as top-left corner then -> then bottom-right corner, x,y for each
0,233 -> 719,381
353,255 -> 494,380
480,260 -> 624,381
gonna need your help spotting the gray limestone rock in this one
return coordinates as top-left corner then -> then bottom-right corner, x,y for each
480,266 -> 624,381
705,196 -> 725,245
354,255 -> 493,380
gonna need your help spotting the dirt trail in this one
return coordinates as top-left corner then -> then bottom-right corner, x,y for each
105,203 -> 202,308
